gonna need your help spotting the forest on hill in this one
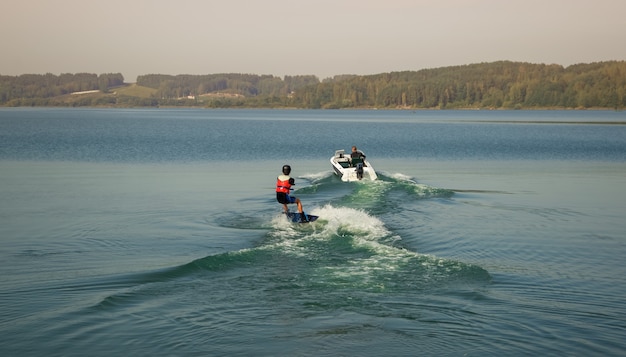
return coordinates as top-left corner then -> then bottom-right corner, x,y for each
1,61 -> 625,109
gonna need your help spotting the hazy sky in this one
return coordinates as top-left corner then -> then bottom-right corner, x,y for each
2,0 -> 625,82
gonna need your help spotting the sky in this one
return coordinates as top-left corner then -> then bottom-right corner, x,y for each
2,0 -> 625,82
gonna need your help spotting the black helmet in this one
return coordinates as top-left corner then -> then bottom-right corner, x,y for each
282,165 -> 291,175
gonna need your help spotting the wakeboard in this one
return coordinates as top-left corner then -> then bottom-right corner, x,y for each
286,212 -> 319,223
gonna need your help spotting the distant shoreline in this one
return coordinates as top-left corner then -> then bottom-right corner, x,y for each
1,106 -> 623,114
3,61 -> 625,110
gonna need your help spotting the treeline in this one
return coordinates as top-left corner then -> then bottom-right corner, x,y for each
0,73 -> 124,105
137,73 -> 319,99
1,61 -> 625,109
298,61 -> 626,109
135,61 -> 626,109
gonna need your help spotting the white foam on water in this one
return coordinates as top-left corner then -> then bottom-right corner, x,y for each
386,171 -> 417,183
384,171 -> 452,198
268,204 -> 393,247
311,204 -> 393,240
266,203 -> 476,289
300,170 -> 334,182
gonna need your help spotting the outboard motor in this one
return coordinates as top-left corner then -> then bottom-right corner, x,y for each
355,163 -> 364,180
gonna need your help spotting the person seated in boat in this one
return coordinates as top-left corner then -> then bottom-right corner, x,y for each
350,146 -> 366,166
276,164 -> 308,222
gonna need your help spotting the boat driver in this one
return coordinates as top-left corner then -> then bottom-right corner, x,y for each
351,146 -> 365,159
350,146 -> 366,165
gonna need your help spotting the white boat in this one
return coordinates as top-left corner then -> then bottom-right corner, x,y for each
330,149 -> 378,182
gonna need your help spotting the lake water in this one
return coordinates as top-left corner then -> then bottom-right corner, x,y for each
1,108 -> 625,356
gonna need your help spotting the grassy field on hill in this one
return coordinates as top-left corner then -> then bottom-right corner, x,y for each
112,84 -> 157,98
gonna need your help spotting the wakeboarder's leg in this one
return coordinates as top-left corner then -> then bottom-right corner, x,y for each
296,199 -> 303,213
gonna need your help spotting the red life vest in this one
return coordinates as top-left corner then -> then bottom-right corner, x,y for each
276,176 -> 292,193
